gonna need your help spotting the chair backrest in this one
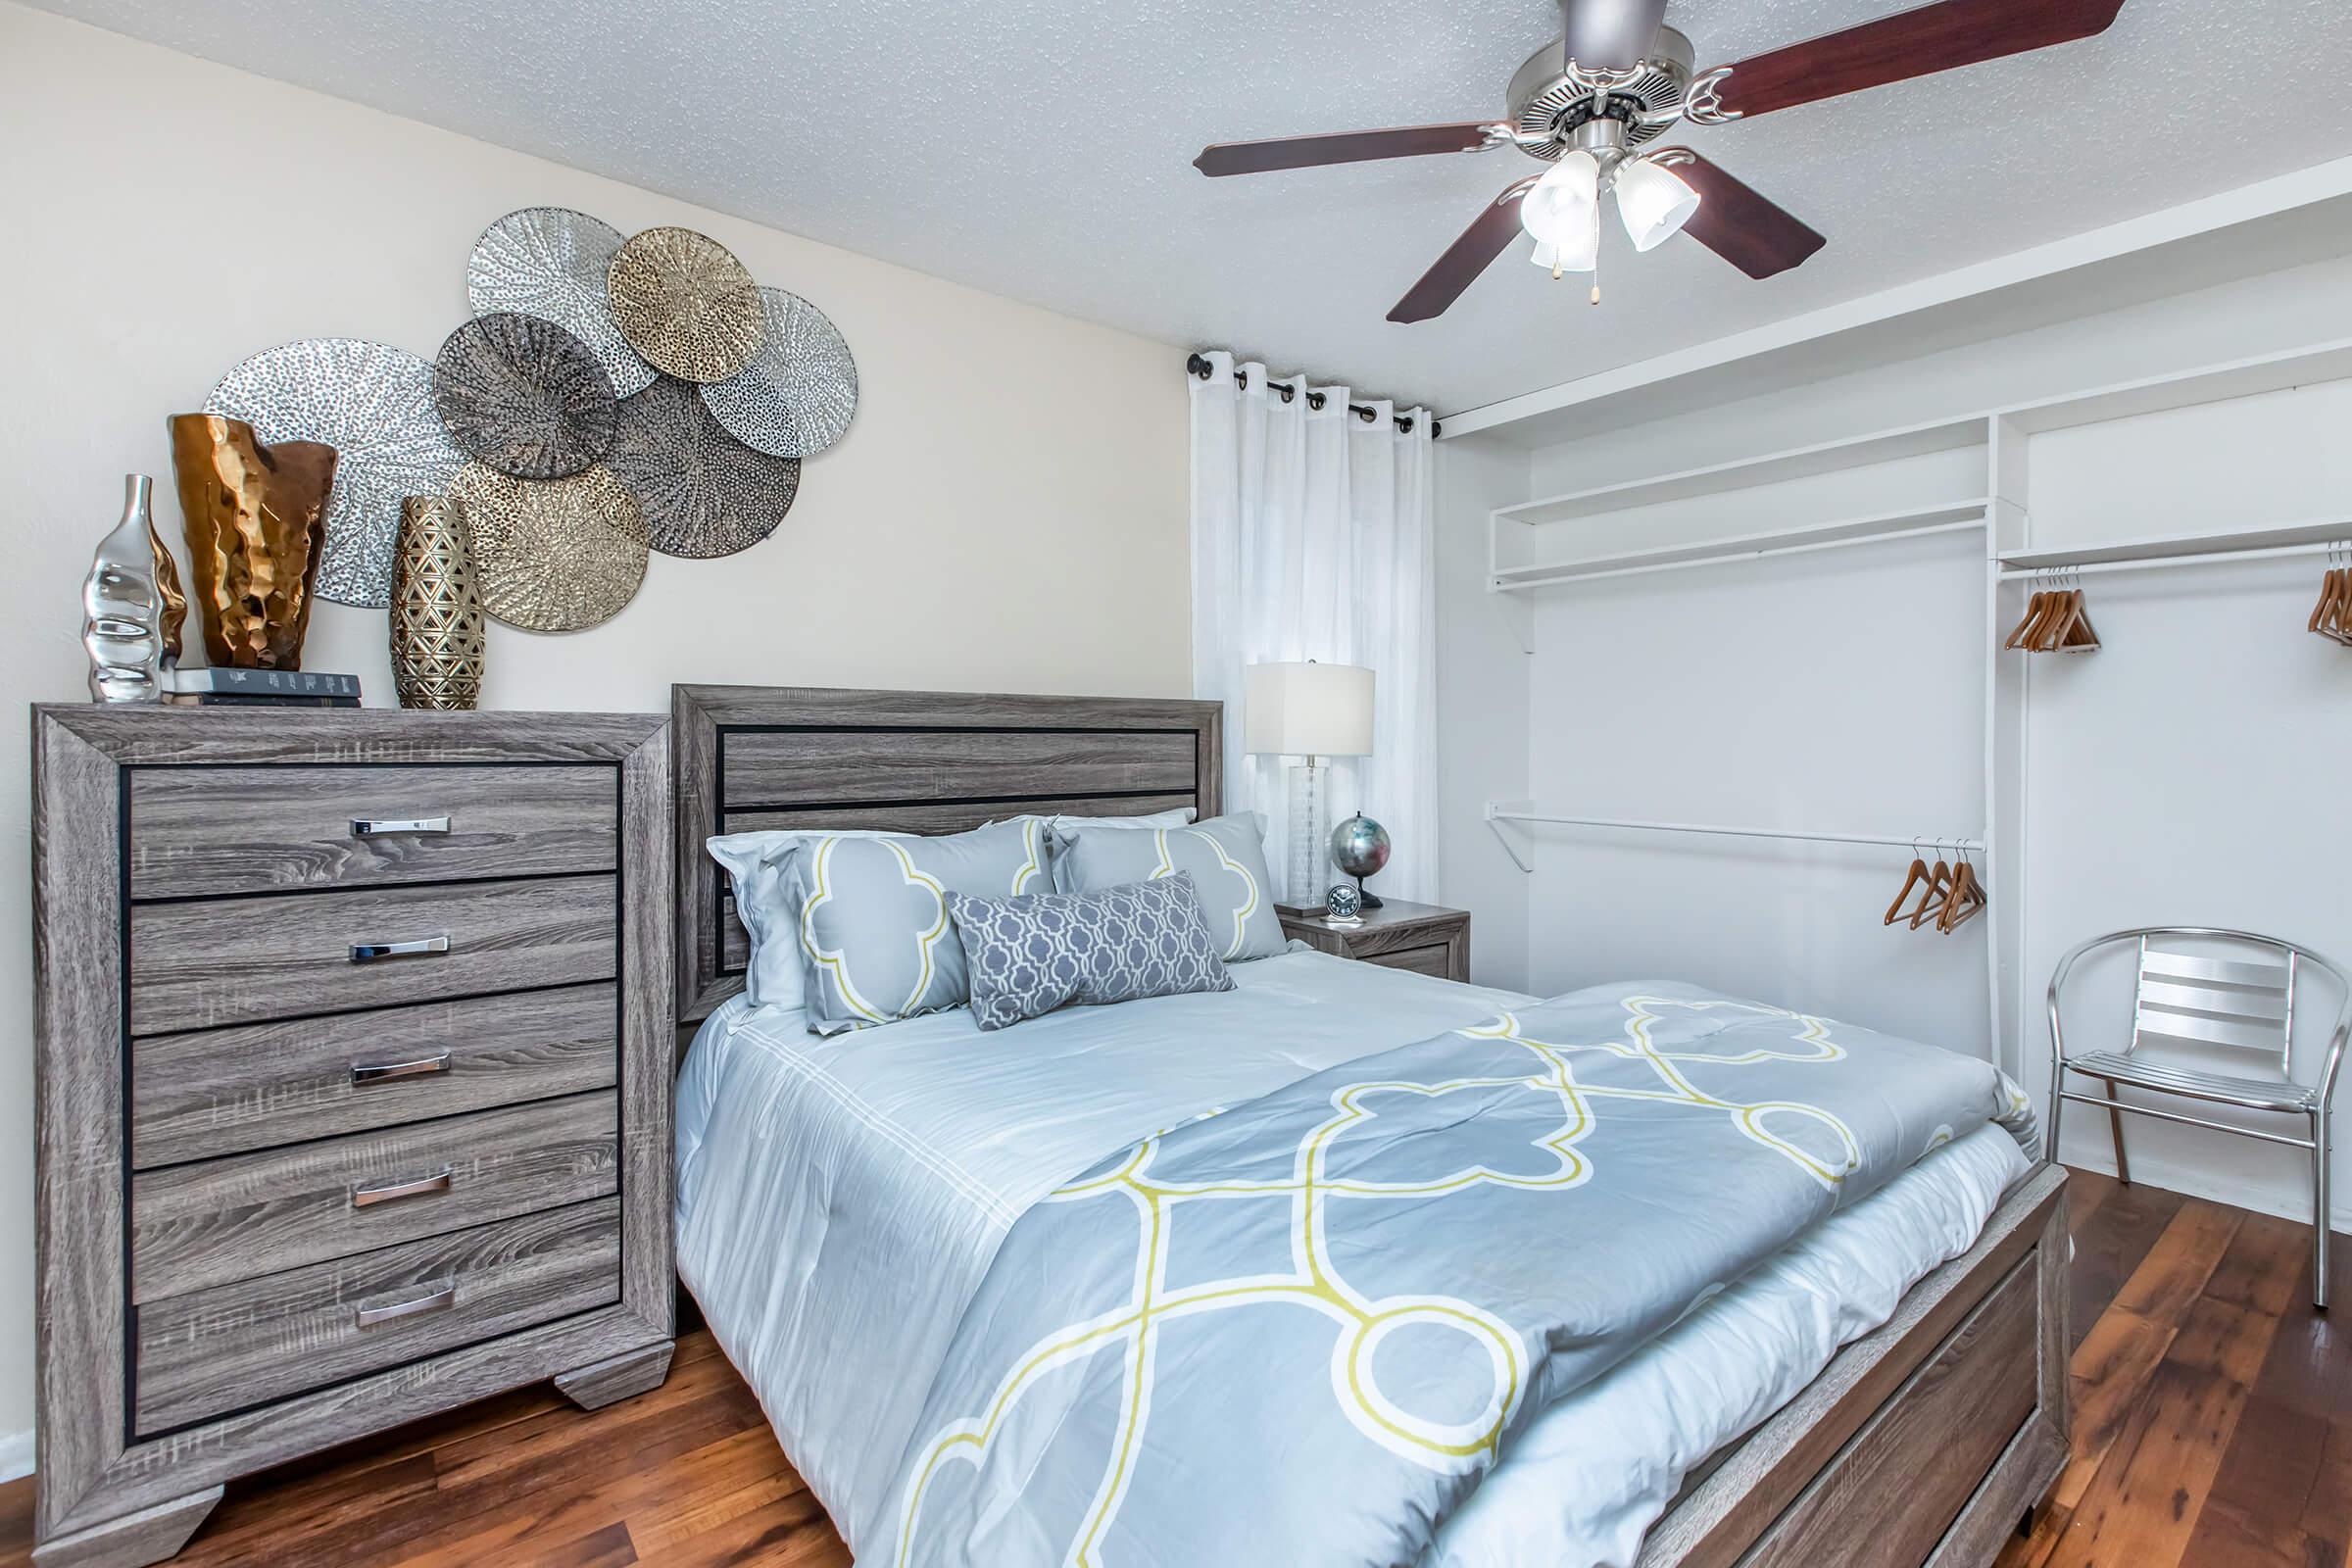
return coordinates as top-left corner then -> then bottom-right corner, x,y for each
2131,934 -> 2295,1077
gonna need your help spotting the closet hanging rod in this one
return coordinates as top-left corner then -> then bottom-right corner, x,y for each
1484,805 -> 1984,873
1995,538 -> 2344,581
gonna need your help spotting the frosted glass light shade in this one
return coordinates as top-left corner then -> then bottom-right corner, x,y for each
1520,151 -> 1600,272
1615,157 -> 1700,252
1244,662 -> 1374,758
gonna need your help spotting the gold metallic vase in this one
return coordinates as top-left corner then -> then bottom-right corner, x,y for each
168,413 -> 338,669
390,495 -> 487,710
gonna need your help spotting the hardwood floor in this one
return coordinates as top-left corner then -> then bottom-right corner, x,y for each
0,1167 -> 2341,1566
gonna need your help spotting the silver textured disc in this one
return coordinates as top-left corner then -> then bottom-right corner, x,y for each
206,338 -> 465,607
454,462 -> 650,633
433,312 -> 618,479
608,376 -> 799,559
606,226 -> 766,383
700,287 -> 858,458
466,207 -> 658,398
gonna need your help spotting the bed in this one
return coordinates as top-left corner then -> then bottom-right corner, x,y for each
669,683 -> 2070,1568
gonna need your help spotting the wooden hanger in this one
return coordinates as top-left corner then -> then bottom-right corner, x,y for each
2313,545 -> 2352,645
2004,582 -> 2051,651
1908,843 -> 1956,930
1937,857 -> 1986,933
1884,846 -> 1935,926
2035,573 -> 2100,653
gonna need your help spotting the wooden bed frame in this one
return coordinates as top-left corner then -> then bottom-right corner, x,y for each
668,682 -> 2069,1568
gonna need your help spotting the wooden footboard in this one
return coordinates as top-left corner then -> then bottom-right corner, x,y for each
1639,1162 -> 2069,1568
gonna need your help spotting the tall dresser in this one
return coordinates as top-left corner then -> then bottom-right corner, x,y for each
29,706 -> 675,1568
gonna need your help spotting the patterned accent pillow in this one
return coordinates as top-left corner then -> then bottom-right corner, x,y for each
784,817 -> 1050,1035
947,873 -> 1235,1031
1051,812 -> 1287,962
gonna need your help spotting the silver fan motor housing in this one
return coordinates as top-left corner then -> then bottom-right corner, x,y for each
1505,25 -> 1694,158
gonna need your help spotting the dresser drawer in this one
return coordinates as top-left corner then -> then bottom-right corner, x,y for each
128,874 -> 616,1037
130,1091 -> 618,1301
133,1197 -> 620,1436
130,982 -> 619,1168
129,763 -> 616,900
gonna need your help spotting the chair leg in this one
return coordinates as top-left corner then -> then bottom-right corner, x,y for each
2315,1108 -> 2331,1312
2105,1082 -> 2131,1186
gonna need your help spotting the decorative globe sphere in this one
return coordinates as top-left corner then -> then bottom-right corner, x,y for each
1329,813 -> 1391,881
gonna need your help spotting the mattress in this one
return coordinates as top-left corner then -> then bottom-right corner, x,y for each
675,950 -> 2028,1566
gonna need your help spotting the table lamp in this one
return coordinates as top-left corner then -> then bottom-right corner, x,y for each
1244,660 -> 1375,910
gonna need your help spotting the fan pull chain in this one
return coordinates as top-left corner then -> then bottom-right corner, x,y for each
1591,244 -> 1601,306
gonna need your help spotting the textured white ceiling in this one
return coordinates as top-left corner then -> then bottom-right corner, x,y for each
28,0 -> 2352,414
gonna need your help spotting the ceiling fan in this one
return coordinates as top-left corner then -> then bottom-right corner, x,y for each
1193,0 -> 2129,323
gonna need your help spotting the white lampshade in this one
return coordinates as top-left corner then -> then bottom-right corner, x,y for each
1614,157 -> 1700,252
1520,151 -> 1600,273
1244,662 -> 1374,758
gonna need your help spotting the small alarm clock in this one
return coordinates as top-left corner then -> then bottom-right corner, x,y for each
1324,883 -> 1364,924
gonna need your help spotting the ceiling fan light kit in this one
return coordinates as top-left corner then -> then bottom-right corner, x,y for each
1194,0 -> 2132,322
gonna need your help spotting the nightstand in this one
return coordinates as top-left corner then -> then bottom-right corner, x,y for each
1279,899 -> 1470,983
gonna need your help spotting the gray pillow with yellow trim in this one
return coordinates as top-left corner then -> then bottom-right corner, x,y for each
1050,812 -> 1287,962
783,816 -> 1050,1035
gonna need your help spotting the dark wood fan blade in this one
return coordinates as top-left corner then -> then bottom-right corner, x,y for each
1388,178 -> 1540,324
1670,154 -> 1826,279
1713,0 -> 2128,118
1194,122 -> 1499,177
1562,0 -> 1672,72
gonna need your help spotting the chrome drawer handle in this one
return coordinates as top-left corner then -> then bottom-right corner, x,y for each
351,1052 -> 452,1085
351,1166 -> 453,1208
355,1283 -> 457,1329
351,816 -> 451,838
349,935 -> 451,963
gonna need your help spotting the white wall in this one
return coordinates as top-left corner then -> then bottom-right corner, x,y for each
1521,531 -> 1989,1057
1493,241 -> 2352,1231
0,3 -> 1192,1458
1433,435 -> 1533,992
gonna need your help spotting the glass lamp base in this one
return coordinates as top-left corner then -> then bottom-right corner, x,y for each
1284,760 -> 1328,909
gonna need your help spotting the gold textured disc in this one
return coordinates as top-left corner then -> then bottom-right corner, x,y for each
453,463 -> 650,632
605,227 -> 766,383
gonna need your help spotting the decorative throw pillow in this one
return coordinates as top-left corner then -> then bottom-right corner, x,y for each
784,816 -> 1050,1035
1051,812 -> 1287,962
947,873 -> 1236,1031
706,827 -> 900,1012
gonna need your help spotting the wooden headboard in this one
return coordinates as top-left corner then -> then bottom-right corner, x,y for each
671,684 -> 1225,1020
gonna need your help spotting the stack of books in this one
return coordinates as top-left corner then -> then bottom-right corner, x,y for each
167,668 -> 362,709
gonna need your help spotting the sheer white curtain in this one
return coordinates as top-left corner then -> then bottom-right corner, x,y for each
1189,350 -> 1438,903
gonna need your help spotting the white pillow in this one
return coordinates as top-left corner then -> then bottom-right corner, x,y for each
706,828 -> 900,1011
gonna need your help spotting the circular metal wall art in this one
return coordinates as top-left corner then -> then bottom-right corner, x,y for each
608,377 -> 799,559
606,227 -> 766,383
433,312 -> 619,479
206,339 -> 465,608
466,208 -> 658,398
700,287 -> 859,458
453,462 -> 650,632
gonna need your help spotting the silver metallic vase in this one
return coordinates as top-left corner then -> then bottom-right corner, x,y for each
82,474 -> 172,703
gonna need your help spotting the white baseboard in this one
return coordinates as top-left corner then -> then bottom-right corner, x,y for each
0,1427 -> 29,1484
2064,1150 -> 2352,1234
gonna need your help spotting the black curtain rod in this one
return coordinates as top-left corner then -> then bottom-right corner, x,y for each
1186,353 -> 1440,437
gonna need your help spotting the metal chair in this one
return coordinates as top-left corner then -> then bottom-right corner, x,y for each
2048,927 -> 2350,1309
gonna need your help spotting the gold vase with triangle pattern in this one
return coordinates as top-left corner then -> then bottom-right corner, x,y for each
390,495 -> 486,710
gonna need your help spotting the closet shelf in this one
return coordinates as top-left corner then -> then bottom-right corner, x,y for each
1484,805 -> 1985,873
1996,515 -> 2352,577
1494,416 -> 1988,529
1491,502 -> 1988,592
